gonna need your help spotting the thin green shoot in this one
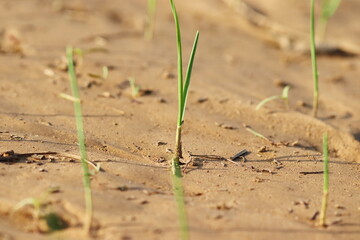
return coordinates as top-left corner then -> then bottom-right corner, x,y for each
310,0 -> 320,118
255,86 -> 290,110
14,186 -> 60,217
319,133 -> 329,227
319,0 -> 342,41
170,0 -> 199,169
14,186 -> 67,232
87,66 -> 109,80
243,124 -> 271,142
128,77 -> 140,97
102,66 -> 109,79
145,0 -> 157,40
66,46 -> 93,234
14,197 -> 42,219
169,0 -> 199,239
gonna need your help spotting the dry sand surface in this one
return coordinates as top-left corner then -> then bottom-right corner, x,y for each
0,0 -> 360,239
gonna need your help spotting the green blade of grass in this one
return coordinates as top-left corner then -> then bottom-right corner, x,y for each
14,198 -> 42,218
282,85 -> 290,109
244,124 -> 271,142
170,0 -> 184,127
169,1 -> 196,239
145,0 -> 157,40
319,133 -> 329,227
281,85 -> 290,99
310,0 -> 319,118
319,0 -> 341,41
128,77 -> 140,98
66,46 -> 93,234
255,95 -> 281,111
181,31 -> 200,122
256,86 -> 290,111
102,66 -> 109,80
321,0 -> 342,18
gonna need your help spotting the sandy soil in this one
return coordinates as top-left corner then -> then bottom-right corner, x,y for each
0,0 -> 360,239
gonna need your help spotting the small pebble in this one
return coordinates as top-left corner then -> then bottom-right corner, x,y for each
258,146 -> 268,153
273,79 -> 288,88
43,68 -> 55,77
296,100 -> 309,108
335,204 -> 345,209
157,141 -> 167,146
139,200 -> 149,205
117,186 -> 129,191
158,98 -> 167,103
162,71 -> 176,79
197,97 -> 208,103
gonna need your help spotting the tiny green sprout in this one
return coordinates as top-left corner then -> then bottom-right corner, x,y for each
102,66 -> 109,79
66,46 -> 93,234
310,0 -> 320,118
319,0 -> 342,41
169,0 -> 200,173
87,66 -> 109,80
128,77 -> 140,97
169,0 -> 199,239
14,187 -> 67,232
14,197 -> 42,219
256,85 -> 290,111
243,124 -> 271,142
145,0 -> 157,40
319,133 -> 329,227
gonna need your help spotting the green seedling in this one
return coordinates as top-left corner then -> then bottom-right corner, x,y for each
169,0 -> 199,239
65,46 -> 93,234
102,66 -> 109,79
243,124 -> 271,142
319,133 -> 329,227
88,66 -> 109,80
128,77 -> 140,97
319,0 -> 342,41
15,197 -> 43,219
255,86 -> 290,111
145,0 -> 157,40
170,0 -> 199,173
310,0 -> 320,118
14,186 -> 67,232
